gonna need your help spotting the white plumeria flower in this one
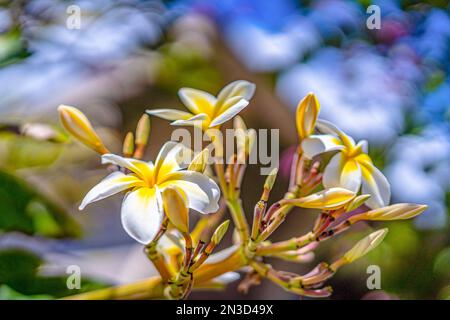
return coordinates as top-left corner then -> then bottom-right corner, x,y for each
79,141 -> 220,244
301,119 -> 390,208
147,80 -> 256,129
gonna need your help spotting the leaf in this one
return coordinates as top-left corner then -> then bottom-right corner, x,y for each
0,249 -> 107,298
0,170 -> 81,238
0,285 -> 53,300
0,132 -> 65,169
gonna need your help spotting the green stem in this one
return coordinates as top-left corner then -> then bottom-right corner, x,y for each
227,198 -> 249,244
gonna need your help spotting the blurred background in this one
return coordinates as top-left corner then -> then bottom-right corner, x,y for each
0,0 -> 448,300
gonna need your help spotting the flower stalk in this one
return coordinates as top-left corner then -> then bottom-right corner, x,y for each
59,88 -> 428,300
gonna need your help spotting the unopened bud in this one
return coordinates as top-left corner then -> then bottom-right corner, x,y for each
264,168 -> 278,191
211,220 -> 230,245
58,105 -> 109,154
343,228 -> 388,263
162,187 -> 189,234
188,149 -> 209,173
135,114 -> 151,146
284,188 -> 356,210
122,132 -> 135,157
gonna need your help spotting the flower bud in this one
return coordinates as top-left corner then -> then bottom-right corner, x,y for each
345,194 -> 371,212
284,188 -> 355,210
122,132 -> 135,157
162,187 -> 189,234
58,105 -> 108,154
296,93 -> 320,140
264,168 -> 278,191
233,115 -> 247,132
350,203 -> 427,223
188,149 -> 209,173
211,220 -> 230,245
135,114 -> 151,146
343,228 -> 388,263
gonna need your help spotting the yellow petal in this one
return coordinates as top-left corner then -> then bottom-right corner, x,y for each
101,154 -> 154,185
178,88 -> 216,115
58,105 -> 108,154
154,142 -> 192,182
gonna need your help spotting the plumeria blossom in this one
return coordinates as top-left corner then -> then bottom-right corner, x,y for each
301,120 -> 390,208
147,80 -> 256,129
79,141 -> 220,244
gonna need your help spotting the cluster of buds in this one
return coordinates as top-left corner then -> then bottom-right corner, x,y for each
58,82 -> 427,300
228,92 -> 427,297
149,186 -> 231,299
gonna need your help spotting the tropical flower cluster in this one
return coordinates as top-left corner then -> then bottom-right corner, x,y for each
58,80 -> 427,300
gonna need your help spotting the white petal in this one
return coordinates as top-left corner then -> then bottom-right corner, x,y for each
79,171 -> 143,210
301,134 -> 344,159
121,187 -> 163,244
341,160 -> 362,192
178,88 -> 216,115
101,154 -> 154,183
209,99 -> 249,127
205,245 -> 239,264
216,80 -> 256,105
159,171 -> 220,214
323,153 -> 362,192
171,113 -> 209,127
356,140 -> 369,154
317,119 -> 355,147
154,141 -> 193,181
146,109 -> 193,121
211,272 -> 240,284
216,95 -> 243,114
361,162 -> 391,208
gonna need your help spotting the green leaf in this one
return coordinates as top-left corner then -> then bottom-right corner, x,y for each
0,285 -> 53,300
0,132 -> 65,169
0,170 -> 81,238
0,249 -> 107,298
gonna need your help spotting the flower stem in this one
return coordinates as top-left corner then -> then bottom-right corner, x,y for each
62,276 -> 164,300
226,198 -> 249,244
256,232 -> 315,256
62,246 -> 247,300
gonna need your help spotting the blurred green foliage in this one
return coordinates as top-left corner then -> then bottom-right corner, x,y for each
0,29 -> 31,67
156,45 -> 222,95
0,170 -> 81,238
0,248 -> 106,299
